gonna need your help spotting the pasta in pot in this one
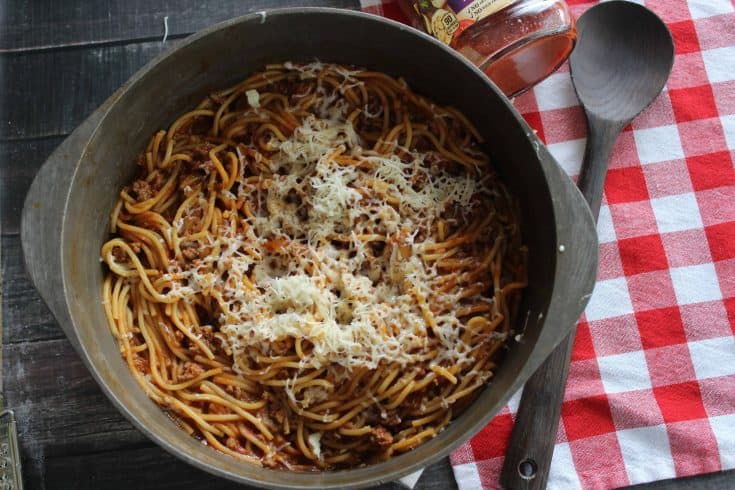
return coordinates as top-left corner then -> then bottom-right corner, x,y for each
101,62 -> 526,470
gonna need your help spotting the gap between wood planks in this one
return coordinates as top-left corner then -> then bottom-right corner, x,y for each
0,33 -> 190,56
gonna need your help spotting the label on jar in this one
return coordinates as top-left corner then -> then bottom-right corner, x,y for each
447,0 -> 517,22
411,0 -> 519,45
411,2 -> 460,45
428,8 -> 461,44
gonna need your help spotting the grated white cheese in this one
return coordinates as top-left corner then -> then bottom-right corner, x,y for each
246,89 -> 260,108
308,432 -> 322,460
154,63 -> 500,403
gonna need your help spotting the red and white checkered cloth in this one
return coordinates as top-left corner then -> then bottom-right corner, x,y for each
361,0 -> 735,488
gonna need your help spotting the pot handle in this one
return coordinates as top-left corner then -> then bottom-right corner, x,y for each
537,141 -> 598,351
500,141 -> 599,488
21,106 -> 109,351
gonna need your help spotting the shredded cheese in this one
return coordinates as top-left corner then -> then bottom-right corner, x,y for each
246,89 -> 260,108
156,63 -> 501,401
308,433 -> 322,460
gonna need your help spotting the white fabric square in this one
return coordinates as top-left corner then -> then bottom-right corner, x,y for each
722,115 -> 735,150
399,470 -> 423,489
688,0 -> 734,19
548,137 -> 586,177
534,72 -> 579,111
597,205 -> 617,244
506,386 -> 523,415
597,350 -> 652,394
710,414 -> 735,470
452,462 -> 482,489
548,443 -> 583,490
702,46 -> 735,83
688,336 -> 735,380
585,277 -> 634,321
670,263 -> 722,305
617,425 -> 676,484
650,193 -> 703,233
633,125 -> 685,164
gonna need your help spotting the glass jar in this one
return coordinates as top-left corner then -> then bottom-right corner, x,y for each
398,0 -> 577,97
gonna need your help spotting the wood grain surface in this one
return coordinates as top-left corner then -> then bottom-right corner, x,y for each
0,0 -> 358,52
0,1 -> 450,488
0,1 -> 731,489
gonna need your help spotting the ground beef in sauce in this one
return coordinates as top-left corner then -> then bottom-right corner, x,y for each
186,326 -> 219,357
180,361 -> 204,381
133,354 -> 149,373
112,246 -> 129,263
225,384 -> 247,401
180,208 -> 203,236
128,241 -> 142,254
186,143 -> 216,172
131,179 -> 154,201
370,426 -> 394,448
226,436 -> 247,453
181,241 -> 200,260
383,409 -> 402,427
268,404 -> 286,426
208,402 -> 229,415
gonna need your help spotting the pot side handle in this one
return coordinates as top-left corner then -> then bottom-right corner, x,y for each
21,108 -> 108,351
537,141 -> 598,350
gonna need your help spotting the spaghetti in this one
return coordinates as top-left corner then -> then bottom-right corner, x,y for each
101,62 -> 526,470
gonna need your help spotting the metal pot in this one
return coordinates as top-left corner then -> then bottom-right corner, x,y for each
21,8 -> 597,489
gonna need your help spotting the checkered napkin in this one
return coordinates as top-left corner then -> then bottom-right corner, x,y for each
361,0 -> 735,488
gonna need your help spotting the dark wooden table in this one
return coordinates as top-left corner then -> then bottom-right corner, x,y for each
0,1 -> 731,489
0,1 -> 458,488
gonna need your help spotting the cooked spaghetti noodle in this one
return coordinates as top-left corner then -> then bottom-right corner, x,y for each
101,62 -> 526,469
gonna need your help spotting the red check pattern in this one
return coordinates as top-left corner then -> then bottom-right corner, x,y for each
361,1 -> 735,488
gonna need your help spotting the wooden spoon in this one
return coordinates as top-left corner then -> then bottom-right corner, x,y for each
501,2 -> 674,488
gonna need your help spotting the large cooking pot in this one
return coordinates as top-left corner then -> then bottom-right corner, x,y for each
21,8 -> 597,489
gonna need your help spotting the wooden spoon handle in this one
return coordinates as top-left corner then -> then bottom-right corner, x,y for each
499,331 -> 576,489
499,120 -> 619,489
577,117 -> 621,221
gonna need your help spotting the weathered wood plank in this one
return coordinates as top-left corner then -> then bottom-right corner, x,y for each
3,338 -> 149,487
43,446 -> 457,489
418,458 -> 458,490
3,339 -> 147,452
43,445 -> 426,490
1,234 -> 63,343
627,470 -> 735,490
0,137 -> 65,234
2,41 -> 169,140
0,0 -> 360,53
45,446 -> 255,490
